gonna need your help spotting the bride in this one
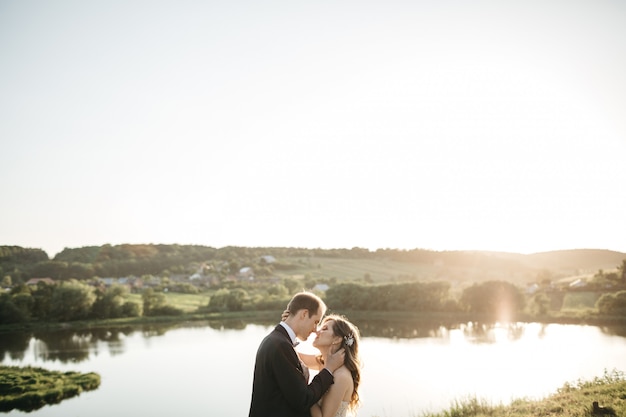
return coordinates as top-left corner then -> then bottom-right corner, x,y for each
290,313 -> 362,417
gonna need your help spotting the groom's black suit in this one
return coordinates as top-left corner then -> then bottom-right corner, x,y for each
249,324 -> 334,417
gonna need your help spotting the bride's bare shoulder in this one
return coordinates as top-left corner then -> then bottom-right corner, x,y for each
334,366 -> 353,383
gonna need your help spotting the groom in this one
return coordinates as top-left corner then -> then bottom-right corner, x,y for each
248,291 -> 345,417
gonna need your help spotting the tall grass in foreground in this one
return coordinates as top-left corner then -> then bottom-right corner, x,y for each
417,369 -> 625,417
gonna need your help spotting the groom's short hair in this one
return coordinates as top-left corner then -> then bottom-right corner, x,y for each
287,291 -> 326,317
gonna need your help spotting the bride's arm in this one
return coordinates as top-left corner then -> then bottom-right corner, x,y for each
310,403 -> 322,417
297,352 -> 323,370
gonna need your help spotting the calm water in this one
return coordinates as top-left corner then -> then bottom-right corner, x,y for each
2,320 -> 626,417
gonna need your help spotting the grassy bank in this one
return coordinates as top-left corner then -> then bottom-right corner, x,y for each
0,365 -> 100,412
419,370 -> 626,417
0,309 -> 280,334
1,307 -> 625,336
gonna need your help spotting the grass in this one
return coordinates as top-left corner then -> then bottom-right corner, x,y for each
277,255 -> 570,285
561,292 -> 601,310
417,369 -> 626,417
285,257 -> 439,282
163,292 -> 211,311
0,365 -> 100,412
126,292 -> 211,313
278,256 -> 508,284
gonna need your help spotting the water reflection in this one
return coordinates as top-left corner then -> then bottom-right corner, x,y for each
0,332 -> 30,361
599,325 -> 626,338
30,328 -> 128,363
355,318 -> 453,338
459,322 -> 526,343
1,327 -> 140,364
3,320 -> 626,365
207,319 -> 249,330
353,318 -> 528,342
0,319 -> 273,364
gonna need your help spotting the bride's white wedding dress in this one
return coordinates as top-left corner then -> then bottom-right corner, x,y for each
334,401 -> 351,417
319,400 -> 353,417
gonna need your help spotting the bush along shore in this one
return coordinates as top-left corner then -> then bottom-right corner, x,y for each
420,369 -> 625,417
0,365 -> 100,412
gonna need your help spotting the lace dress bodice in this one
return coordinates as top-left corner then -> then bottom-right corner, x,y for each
334,401 -> 350,417
317,400 -> 352,417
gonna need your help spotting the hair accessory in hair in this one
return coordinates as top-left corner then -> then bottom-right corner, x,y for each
344,334 -> 354,347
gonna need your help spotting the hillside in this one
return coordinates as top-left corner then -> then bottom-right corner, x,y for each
1,245 -> 624,286
279,249 -> 625,286
524,249 -> 625,271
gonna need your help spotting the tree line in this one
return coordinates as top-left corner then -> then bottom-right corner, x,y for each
2,277 -> 626,326
0,280 -> 186,325
208,279 -> 626,320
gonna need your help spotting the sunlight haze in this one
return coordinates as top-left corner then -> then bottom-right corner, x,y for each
1,0 -> 625,257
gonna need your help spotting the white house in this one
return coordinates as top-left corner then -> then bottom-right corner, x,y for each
238,267 -> 254,280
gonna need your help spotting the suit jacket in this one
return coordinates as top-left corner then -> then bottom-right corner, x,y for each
249,324 -> 334,417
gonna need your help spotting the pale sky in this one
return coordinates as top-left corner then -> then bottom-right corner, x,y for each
1,0 -> 625,258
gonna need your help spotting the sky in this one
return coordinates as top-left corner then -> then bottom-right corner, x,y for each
1,0 -> 625,258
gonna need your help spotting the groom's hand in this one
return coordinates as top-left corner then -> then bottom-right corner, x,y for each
324,348 -> 345,374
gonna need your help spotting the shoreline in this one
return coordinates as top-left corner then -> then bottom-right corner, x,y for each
1,310 -> 625,334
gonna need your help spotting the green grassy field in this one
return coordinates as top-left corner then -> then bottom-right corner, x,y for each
282,256 -> 439,282
561,291 -> 601,311
127,292 -> 211,313
419,370 -> 626,417
271,255 -> 561,287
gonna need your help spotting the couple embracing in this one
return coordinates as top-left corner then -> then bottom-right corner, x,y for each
248,291 -> 362,417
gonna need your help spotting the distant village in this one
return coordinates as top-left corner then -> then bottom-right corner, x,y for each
17,251 -> 615,298
19,254 -> 331,294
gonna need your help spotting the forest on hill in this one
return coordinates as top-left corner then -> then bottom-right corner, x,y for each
1,244 -> 624,285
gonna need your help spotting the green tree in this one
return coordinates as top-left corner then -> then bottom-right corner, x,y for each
171,283 -> 199,294
227,288 -> 247,311
460,280 -> 525,320
0,293 -> 29,324
618,260 -> 626,284
325,282 -> 369,310
91,285 -> 128,319
304,275 -> 316,289
49,281 -> 96,321
67,262 -> 95,280
142,288 -> 166,316
9,283 -> 31,296
208,288 -> 230,312
596,290 -> 626,316
121,301 -> 141,317
267,284 -> 289,297
31,281 -> 55,319
208,288 -> 248,312
0,246 -> 48,263
1,275 -> 11,287
11,292 -> 34,320
31,261 -> 69,280
282,277 -> 301,294
529,292 -> 551,316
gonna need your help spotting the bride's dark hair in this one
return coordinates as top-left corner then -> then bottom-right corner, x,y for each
319,314 -> 361,410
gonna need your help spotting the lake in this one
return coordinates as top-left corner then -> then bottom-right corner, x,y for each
1,319 -> 626,417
